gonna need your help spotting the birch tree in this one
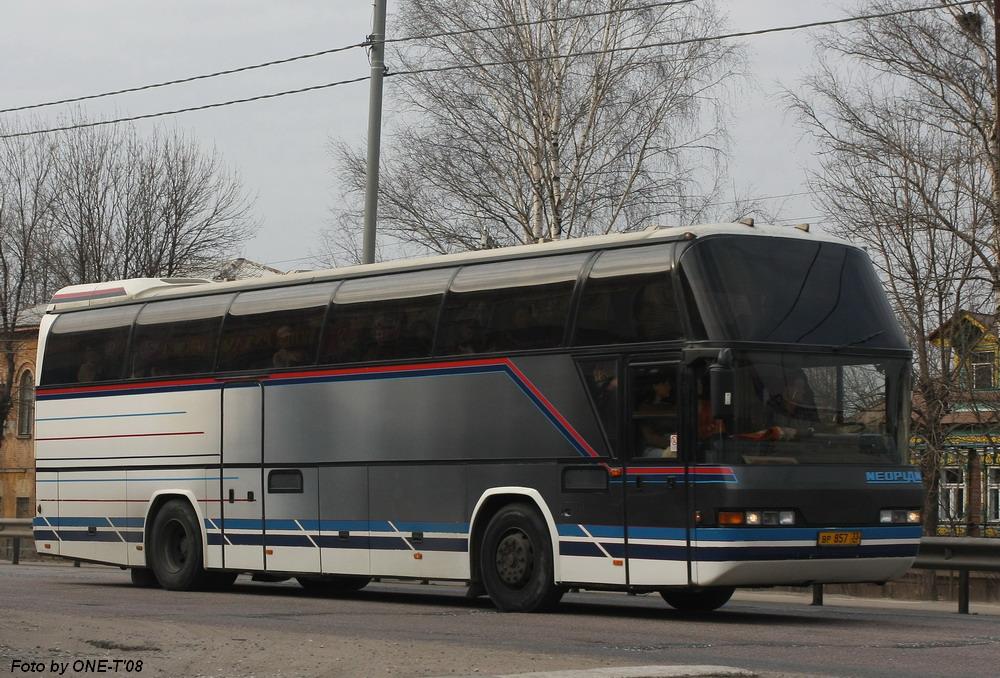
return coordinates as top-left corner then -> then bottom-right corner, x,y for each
327,0 -> 740,259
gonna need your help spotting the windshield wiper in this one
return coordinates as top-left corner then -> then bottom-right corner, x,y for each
832,330 -> 885,351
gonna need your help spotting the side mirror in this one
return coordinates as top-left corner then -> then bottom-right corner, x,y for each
709,349 -> 734,426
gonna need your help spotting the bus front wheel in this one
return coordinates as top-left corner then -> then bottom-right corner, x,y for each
148,499 -> 208,591
479,503 -> 563,612
660,586 -> 735,612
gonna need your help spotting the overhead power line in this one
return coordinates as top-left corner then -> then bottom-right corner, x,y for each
0,76 -> 371,139
388,0 -> 979,78
0,0 -> 978,139
0,42 -> 369,115
0,1 -> 695,116
385,0 -> 700,45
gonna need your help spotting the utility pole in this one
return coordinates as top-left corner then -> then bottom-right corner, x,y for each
362,0 -> 388,265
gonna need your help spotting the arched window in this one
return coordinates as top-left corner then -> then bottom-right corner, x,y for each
17,370 -> 33,438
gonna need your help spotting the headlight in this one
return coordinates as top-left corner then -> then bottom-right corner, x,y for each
880,509 -> 921,524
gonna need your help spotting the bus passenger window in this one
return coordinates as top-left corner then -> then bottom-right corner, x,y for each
437,254 -> 589,355
631,365 -> 679,459
131,295 -> 233,378
218,283 -> 336,372
321,269 -> 451,364
40,305 -> 138,385
574,244 -> 682,346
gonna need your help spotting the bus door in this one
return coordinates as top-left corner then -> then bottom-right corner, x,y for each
624,360 -> 689,587
262,383 -> 321,575
220,381 -> 265,571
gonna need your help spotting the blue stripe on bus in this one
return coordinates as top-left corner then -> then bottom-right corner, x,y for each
314,535 -> 369,549
36,411 -> 187,422
559,542 -> 605,558
109,517 -> 145,528
264,534 -> 315,548
33,529 -> 58,541
56,531 -> 123,543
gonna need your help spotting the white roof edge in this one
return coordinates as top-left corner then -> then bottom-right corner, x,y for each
44,223 -> 851,313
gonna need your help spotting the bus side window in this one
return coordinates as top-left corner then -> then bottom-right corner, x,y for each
579,359 -> 619,456
131,295 -> 233,378
437,254 -> 589,355
217,283 -> 336,372
573,244 -> 682,346
320,269 -> 451,364
40,306 -> 139,385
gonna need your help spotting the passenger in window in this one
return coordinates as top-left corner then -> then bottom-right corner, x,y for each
408,318 -> 434,356
76,345 -> 101,383
635,372 -> 677,458
364,312 -> 411,361
131,336 -> 166,378
454,317 -> 484,354
272,325 -> 308,368
497,305 -> 542,350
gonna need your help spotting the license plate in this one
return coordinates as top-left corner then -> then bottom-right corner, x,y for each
817,531 -> 862,546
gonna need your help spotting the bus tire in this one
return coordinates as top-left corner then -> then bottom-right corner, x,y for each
296,575 -> 370,594
660,586 -> 734,612
148,499 -> 209,591
479,502 -> 563,612
129,567 -> 159,588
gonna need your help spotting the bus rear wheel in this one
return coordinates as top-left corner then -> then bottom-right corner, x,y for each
296,575 -> 370,594
148,499 -> 209,591
660,586 -> 734,612
479,503 -> 563,612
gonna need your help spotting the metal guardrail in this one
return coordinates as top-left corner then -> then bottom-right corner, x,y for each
911,536 -> 1000,614
0,518 -> 33,565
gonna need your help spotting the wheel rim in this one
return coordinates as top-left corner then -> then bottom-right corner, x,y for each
162,518 -> 191,574
495,528 -> 534,588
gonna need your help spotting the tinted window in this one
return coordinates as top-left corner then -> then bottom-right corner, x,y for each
131,295 -> 233,377
574,245 -> 682,345
321,269 -> 452,364
41,306 -> 138,385
437,254 -> 589,354
679,237 -> 908,348
218,283 -> 337,372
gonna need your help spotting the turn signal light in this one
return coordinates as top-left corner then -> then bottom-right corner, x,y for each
718,510 -> 797,526
719,511 -> 744,525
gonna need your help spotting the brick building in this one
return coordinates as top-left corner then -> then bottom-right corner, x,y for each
0,306 -> 42,519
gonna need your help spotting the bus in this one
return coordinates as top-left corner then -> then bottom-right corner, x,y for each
32,223 -> 923,612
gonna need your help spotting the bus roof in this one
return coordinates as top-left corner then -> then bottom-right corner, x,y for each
45,222 -> 851,313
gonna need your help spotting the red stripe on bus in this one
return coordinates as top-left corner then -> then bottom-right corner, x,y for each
36,431 -> 205,442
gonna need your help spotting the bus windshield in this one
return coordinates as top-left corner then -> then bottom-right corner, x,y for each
680,236 -> 908,349
698,351 -> 910,465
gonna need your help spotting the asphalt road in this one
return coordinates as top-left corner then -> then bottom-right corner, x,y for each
1,562 -> 997,678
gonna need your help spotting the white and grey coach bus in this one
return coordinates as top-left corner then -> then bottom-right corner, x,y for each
33,223 -> 923,612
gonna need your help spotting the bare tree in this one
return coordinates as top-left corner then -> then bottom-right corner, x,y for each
325,0 -> 741,261
0,127 -> 57,442
49,123 -> 256,283
786,0 -> 999,533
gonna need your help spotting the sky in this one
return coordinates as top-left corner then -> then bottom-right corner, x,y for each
0,1 -> 851,271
